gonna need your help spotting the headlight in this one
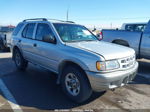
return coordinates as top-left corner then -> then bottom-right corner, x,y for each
105,60 -> 120,70
96,60 -> 119,71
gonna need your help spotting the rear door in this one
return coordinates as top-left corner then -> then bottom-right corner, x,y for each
20,23 -> 37,61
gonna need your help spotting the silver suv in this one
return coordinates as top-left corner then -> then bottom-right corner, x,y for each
11,18 -> 138,103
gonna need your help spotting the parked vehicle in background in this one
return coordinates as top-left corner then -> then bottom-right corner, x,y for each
0,26 -> 15,51
11,18 -> 138,103
91,28 -> 103,40
121,22 -> 147,32
102,20 -> 150,59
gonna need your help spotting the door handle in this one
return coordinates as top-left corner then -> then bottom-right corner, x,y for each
33,43 -> 37,47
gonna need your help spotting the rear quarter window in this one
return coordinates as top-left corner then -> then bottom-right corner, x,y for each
12,23 -> 24,36
22,23 -> 35,39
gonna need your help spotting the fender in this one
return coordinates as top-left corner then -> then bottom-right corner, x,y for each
57,58 -> 90,84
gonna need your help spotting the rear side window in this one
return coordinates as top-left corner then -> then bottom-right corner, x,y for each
22,23 -> 35,39
35,23 -> 54,41
12,23 -> 24,36
125,24 -> 146,32
125,25 -> 134,31
134,24 -> 146,32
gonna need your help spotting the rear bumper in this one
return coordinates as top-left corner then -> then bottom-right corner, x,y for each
86,61 -> 138,92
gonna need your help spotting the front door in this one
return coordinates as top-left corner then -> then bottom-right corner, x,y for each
31,23 -> 59,72
140,32 -> 150,59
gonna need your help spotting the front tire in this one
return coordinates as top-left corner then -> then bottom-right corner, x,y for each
14,49 -> 28,71
61,65 -> 92,103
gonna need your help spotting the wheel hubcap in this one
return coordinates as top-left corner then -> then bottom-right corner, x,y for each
65,73 -> 80,96
15,53 -> 21,66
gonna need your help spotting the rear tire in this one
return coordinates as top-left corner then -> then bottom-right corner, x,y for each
61,65 -> 92,103
14,49 -> 28,71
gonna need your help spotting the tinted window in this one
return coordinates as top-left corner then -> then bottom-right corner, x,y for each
22,23 -> 35,39
134,24 -> 146,32
22,25 -> 27,37
13,23 -> 23,36
125,25 -> 134,31
125,24 -> 146,32
35,23 -> 54,41
0,27 -> 14,32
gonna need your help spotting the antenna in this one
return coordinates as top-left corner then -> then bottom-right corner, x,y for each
66,6 -> 69,21
110,22 -> 112,29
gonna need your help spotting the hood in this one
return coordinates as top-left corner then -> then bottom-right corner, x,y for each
66,41 -> 135,60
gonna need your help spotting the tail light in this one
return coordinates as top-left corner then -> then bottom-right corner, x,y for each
98,32 -> 103,40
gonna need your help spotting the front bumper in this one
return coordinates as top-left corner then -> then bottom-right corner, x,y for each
86,61 -> 138,92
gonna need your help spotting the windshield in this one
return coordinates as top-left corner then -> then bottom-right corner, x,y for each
53,23 -> 98,42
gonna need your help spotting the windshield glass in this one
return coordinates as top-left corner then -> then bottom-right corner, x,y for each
53,23 -> 98,42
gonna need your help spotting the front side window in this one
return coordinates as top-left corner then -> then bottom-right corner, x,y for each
53,23 -> 97,42
35,23 -> 54,41
22,23 -> 35,39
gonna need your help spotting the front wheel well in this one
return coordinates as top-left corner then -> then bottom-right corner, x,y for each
58,61 -> 90,84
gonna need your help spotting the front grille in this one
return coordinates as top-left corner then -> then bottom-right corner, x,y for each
118,55 -> 135,69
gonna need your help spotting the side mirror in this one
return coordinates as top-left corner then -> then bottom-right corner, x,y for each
43,35 -> 56,44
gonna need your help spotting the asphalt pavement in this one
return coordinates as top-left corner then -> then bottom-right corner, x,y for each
0,52 -> 150,112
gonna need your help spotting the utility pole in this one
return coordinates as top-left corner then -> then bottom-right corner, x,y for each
110,22 -> 112,29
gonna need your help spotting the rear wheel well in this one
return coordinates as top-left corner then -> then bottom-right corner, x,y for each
12,46 -> 20,60
112,40 -> 129,47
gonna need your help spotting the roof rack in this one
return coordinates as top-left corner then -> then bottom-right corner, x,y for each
23,18 -> 75,23
66,21 -> 75,23
47,19 -> 75,23
23,18 -> 47,22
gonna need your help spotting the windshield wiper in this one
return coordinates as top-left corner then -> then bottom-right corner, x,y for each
65,40 -> 97,43
80,40 -> 96,42
65,40 -> 81,43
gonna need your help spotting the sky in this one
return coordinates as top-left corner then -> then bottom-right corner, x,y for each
0,0 -> 150,28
